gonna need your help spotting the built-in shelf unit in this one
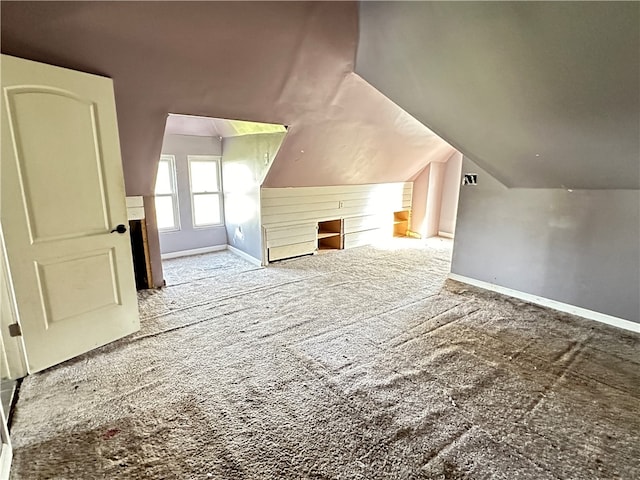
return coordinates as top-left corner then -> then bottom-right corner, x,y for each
317,219 -> 343,250
393,210 -> 410,237
261,182 -> 413,263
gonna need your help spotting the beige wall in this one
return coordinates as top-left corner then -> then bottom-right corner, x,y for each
424,163 -> 446,238
410,166 -> 430,238
438,152 -> 463,236
410,152 -> 461,239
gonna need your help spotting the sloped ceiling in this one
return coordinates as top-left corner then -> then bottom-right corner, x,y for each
164,115 -> 286,138
356,2 -> 640,189
0,1 -> 454,193
265,72 -> 454,186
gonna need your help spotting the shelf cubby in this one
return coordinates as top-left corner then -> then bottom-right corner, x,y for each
393,210 -> 410,237
317,219 -> 343,250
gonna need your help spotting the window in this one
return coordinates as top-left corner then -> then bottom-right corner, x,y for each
188,155 -> 223,227
154,155 -> 179,231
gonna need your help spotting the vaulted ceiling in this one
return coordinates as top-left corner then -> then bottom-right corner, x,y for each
164,115 -> 286,139
4,2 -> 633,191
356,2 -> 639,190
0,1 -> 454,193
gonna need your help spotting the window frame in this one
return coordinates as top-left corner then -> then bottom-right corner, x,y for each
154,154 -> 181,232
187,155 -> 224,228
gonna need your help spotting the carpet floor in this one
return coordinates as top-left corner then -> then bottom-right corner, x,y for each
9,238 -> 640,479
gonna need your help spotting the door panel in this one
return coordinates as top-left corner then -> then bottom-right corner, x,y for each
1,54 -> 140,373
6,88 -> 110,241
36,248 -> 120,324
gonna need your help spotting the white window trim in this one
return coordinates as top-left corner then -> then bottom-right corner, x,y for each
187,155 -> 224,228
155,154 -> 180,232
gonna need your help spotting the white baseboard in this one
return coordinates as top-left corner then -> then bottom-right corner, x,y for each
161,244 -> 227,260
161,244 -> 263,266
227,245 -> 263,267
438,231 -> 454,239
448,273 -> 640,334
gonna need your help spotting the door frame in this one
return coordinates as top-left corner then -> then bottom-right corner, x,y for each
0,229 -> 27,380
0,400 -> 10,480
0,238 -> 13,480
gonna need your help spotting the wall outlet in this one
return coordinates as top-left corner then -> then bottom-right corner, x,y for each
338,201 -> 344,208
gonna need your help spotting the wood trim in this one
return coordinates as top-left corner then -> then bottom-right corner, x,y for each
140,220 -> 153,288
343,214 -> 385,234
267,233 -> 317,249
265,223 -> 317,241
262,191 -> 412,208
438,231 -> 454,239
268,241 -> 316,262
344,229 -> 384,249
262,182 -> 411,199
448,273 -> 640,334
125,196 -> 144,208
126,195 -> 145,220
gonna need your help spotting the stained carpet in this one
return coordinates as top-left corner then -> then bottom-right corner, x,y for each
9,238 -> 640,479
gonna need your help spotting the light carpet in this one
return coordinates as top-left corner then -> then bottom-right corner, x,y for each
9,238 -> 640,479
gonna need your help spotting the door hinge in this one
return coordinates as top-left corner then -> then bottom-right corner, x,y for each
8,323 -> 22,337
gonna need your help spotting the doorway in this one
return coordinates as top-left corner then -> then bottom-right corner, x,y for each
410,152 -> 463,240
151,114 -> 287,286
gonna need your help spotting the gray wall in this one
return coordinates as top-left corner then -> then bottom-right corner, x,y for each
357,2 -> 640,189
452,157 -> 640,323
159,134 -> 227,254
222,133 -> 286,261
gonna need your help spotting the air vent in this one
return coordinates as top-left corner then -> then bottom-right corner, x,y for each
463,174 -> 478,186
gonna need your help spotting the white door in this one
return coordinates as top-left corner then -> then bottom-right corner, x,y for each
0,55 -> 140,373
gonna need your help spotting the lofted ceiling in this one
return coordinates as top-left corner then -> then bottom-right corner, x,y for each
0,1 -> 454,193
356,2 -> 640,189
164,114 -> 286,139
